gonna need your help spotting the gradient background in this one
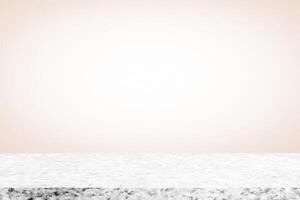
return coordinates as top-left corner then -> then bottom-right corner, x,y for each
0,0 -> 299,152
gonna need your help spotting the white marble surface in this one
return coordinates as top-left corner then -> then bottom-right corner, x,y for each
2,188 -> 300,200
0,154 -> 300,188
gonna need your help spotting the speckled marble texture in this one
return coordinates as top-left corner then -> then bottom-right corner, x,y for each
1,154 -> 300,199
1,188 -> 300,200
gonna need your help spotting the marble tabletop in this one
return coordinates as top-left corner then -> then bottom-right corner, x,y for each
1,154 -> 300,188
1,154 -> 300,199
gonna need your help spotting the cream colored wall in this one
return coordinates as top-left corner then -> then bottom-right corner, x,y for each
0,0 -> 299,152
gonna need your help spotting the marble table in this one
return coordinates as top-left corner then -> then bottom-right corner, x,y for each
0,154 -> 300,199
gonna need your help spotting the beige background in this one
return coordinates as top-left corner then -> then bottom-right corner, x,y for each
0,0 -> 299,152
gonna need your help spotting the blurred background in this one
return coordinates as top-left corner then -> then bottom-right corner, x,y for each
0,0 -> 299,152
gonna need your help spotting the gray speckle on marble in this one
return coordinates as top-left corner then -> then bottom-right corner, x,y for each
1,188 -> 300,200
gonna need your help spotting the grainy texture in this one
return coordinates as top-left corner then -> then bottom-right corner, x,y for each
1,154 -> 300,199
1,188 -> 300,200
